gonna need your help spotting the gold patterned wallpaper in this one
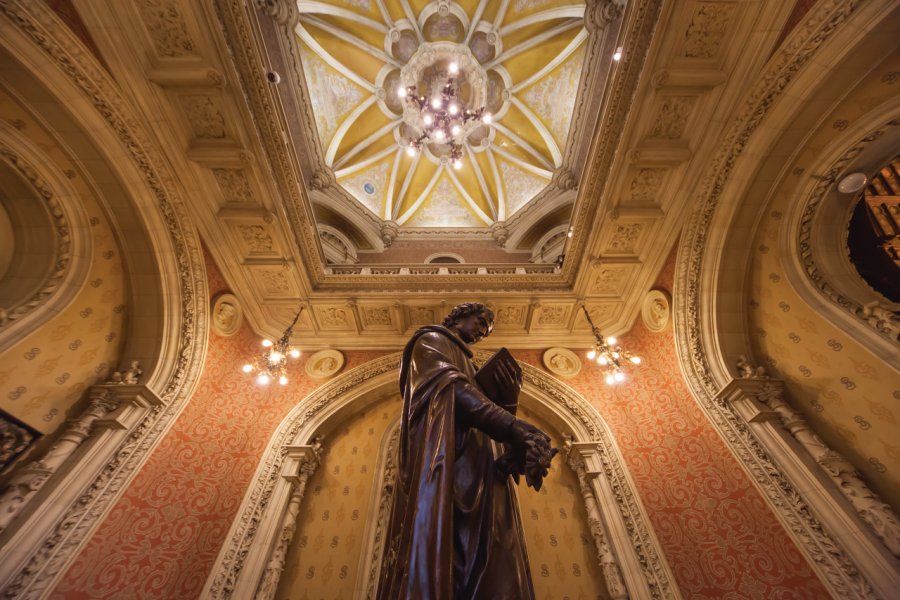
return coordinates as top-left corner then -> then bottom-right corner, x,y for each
517,405 -> 609,600
0,89 -> 126,434
277,399 -> 607,599
748,54 -> 900,507
277,400 -> 399,599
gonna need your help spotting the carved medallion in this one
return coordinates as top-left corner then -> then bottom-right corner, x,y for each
542,347 -> 581,379
305,349 -> 345,380
641,289 -> 671,333
211,293 -> 243,337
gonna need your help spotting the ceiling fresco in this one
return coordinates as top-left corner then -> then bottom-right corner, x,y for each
296,0 -> 587,228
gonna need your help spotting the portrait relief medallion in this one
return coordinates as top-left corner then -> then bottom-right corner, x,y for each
211,293 -> 243,337
542,347 -> 581,379
641,289 -> 671,333
305,349 -> 345,379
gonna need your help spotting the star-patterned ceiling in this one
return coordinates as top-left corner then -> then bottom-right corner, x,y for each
296,0 -> 587,229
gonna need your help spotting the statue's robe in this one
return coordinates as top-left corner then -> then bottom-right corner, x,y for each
377,325 -> 535,600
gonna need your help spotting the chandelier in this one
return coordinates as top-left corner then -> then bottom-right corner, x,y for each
241,307 -> 303,386
399,61 -> 491,170
580,305 -> 641,384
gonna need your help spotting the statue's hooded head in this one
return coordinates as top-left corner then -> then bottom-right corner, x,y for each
443,302 -> 494,344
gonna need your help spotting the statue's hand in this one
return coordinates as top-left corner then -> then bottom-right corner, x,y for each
509,419 -> 558,491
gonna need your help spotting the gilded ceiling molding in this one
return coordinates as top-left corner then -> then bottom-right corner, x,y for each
203,351 -> 679,600
674,1 -> 892,598
0,1 -> 208,597
0,123 -> 92,353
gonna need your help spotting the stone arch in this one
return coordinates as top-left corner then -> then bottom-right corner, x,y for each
674,2 -> 900,598
203,351 -> 678,600
0,122 -> 93,353
0,2 -> 208,596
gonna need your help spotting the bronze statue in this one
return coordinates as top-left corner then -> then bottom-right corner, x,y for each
377,303 -> 557,599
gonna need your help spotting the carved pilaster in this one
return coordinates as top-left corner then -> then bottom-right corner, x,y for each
255,440 -> 323,600
0,388 -> 118,531
748,378 -> 900,558
718,374 -> 900,595
564,436 -> 628,600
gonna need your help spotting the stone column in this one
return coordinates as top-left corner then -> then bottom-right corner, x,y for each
254,440 -> 323,600
564,436 -> 628,599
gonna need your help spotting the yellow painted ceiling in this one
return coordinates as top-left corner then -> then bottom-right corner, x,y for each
296,0 -> 587,228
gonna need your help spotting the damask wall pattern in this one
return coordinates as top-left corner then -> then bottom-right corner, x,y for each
52,252 -> 389,599
276,400 -> 400,600
748,55 -> 900,509
515,251 -> 830,599
0,89 -> 126,434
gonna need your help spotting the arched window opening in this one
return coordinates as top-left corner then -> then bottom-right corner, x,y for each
847,155 -> 900,302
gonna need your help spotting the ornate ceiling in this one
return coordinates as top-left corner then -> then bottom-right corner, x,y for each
296,0 -> 587,229
62,0 -> 792,349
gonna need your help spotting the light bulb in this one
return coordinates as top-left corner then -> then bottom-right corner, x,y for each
449,62 -> 459,74
598,355 -> 608,365
453,160 -> 462,170
449,103 -> 459,115
612,351 -> 619,359
398,87 -> 407,98
435,129 -> 445,141
279,375 -> 289,385
613,47 -> 623,61
269,351 -> 283,363
431,97 -> 442,109
567,227 -> 573,238
630,356 -> 641,364
289,348 -> 301,359
451,125 -> 461,136
257,373 -> 271,385
423,114 -> 433,125
586,349 -> 597,360
407,146 -> 416,157
262,339 -> 273,347
241,364 -> 253,373
614,371 -> 625,382
607,336 -> 616,345
605,374 -> 615,385
482,113 -> 492,124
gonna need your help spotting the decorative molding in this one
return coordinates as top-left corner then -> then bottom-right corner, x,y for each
673,1 -> 890,597
564,436 -> 627,600
792,119 -> 900,346
0,2 -> 208,597
355,420 -> 400,600
0,123 -> 92,352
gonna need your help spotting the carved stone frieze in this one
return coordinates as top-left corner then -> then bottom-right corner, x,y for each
235,224 -> 276,255
626,168 -> 666,204
212,169 -> 256,205
681,3 -> 737,60
179,95 -> 227,139
136,0 -> 196,57
607,223 -> 644,254
647,96 -> 697,139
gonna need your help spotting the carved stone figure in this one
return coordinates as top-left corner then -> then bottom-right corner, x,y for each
377,302 -> 556,599
736,355 -> 766,379
122,361 -> 143,385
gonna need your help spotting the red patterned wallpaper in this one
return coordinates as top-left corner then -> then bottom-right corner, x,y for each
52,251 -> 388,599
513,253 -> 828,598
53,249 -> 828,598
